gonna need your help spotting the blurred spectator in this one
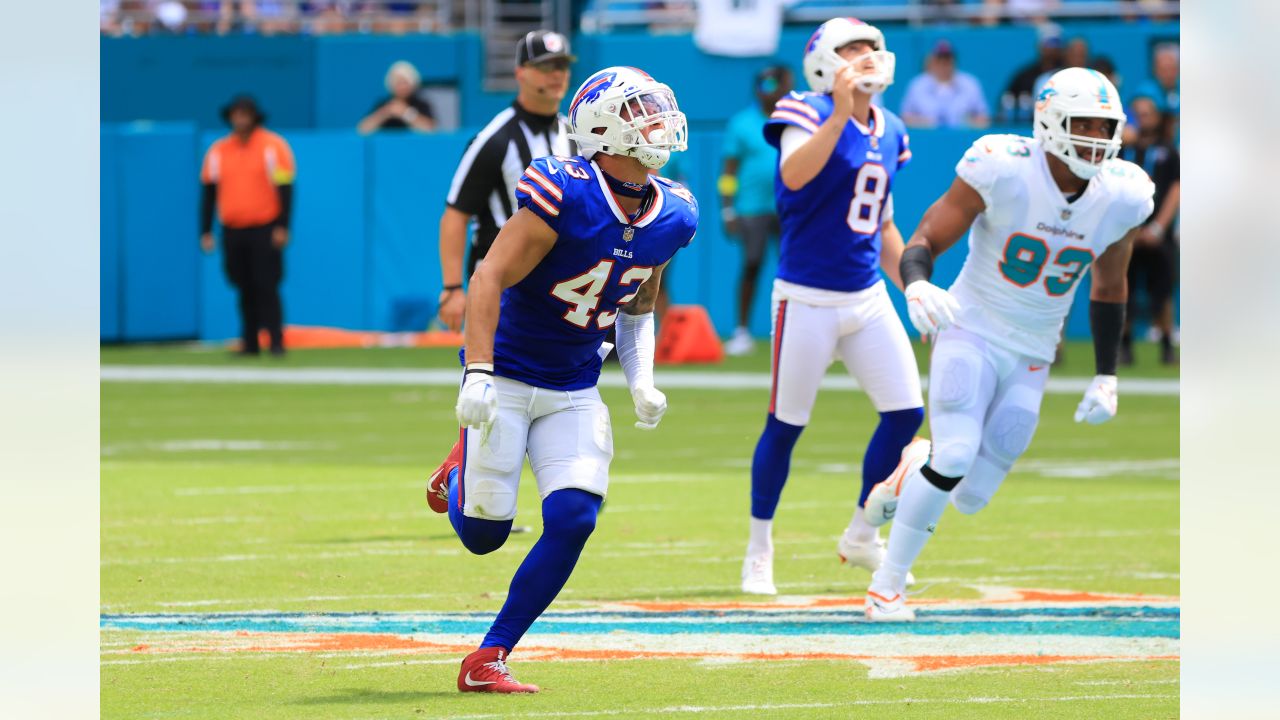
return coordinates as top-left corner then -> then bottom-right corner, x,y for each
720,65 -> 792,356
899,40 -> 989,129
979,0 -> 1060,26
1120,95 -> 1180,365
1033,36 -> 1087,98
357,61 -> 437,133
200,96 -> 297,356
999,22 -> 1062,123
101,0 -> 123,34
1130,42 -> 1179,127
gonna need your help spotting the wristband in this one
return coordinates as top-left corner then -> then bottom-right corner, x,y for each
717,174 -> 739,196
442,284 -> 462,292
464,362 -> 494,376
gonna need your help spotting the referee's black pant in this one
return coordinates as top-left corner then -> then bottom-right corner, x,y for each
223,224 -> 284,353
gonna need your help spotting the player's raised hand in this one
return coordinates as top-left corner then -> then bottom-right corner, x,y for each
455,364 -> 498,429
904,280 -> 960,338
831,64 -> 857,120
631,385 -> 667,430
1074,374 -> 1118,425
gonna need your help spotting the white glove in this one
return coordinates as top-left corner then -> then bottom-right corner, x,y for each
631,385 -> 667,430
455,364 -> 498,429
1074,374 -> 1118,425
905,280 -> 960,338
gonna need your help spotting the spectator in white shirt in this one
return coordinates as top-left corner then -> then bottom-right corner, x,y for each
899,40 -> 990,129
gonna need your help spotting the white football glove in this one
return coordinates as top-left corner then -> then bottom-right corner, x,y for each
631,385 -> 667,430
1074,374 -> 1118,425
905,280 -> 960,338
455,365 -> 498,429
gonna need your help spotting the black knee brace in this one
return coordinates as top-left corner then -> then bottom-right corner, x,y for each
921,463 -> 963,492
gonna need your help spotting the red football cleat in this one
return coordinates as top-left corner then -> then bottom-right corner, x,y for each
457,646 -> 540,693
425,437 -> 464,514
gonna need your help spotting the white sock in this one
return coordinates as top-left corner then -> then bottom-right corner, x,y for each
747,517 -> 773,556
882,467 -> 950,576
845,507 -> 877,544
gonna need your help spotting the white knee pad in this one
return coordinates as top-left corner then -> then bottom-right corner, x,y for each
950,454 -> 1006,515
982,404 -> 1039,466
464,479 -> 519,521
931,352 -> 983,412
928,438 -> 978,479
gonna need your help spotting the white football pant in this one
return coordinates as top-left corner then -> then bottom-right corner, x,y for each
768,280 -> 923,426
927,326 -> 1049,514
458,376 -> 613,521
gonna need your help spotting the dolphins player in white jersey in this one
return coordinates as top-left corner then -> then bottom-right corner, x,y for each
860,67 -> 1155,621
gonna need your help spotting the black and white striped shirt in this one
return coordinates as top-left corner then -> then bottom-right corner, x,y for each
446,102 -> 575,269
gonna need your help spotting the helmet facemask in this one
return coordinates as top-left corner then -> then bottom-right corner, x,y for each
1034,107 -> 1124,179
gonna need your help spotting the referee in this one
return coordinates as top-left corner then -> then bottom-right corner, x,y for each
436,29 -> 576,331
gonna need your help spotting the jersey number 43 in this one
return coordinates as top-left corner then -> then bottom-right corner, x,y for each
551,259 -> 655,329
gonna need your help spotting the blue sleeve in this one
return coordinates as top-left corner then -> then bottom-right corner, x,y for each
515,156 -> 570,232
764,92 -> 823,148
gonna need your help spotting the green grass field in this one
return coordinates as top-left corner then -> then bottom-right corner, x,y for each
101,342 -> 1179,719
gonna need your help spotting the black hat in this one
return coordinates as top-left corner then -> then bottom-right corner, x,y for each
220,94 -> 266,126
516,30 -> 575,66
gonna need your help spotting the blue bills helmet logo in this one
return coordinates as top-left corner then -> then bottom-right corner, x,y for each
570,70 -> 617,124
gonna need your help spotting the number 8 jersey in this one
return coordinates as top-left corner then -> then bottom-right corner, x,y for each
949,134 -> 1154,362
493,154 -> 698,391
764,91 -> 912,292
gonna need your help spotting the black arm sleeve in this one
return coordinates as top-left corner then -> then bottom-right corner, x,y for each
200,183 -> 216,234
275,184 -> 293,230
1090,300 -> 1125,376
900,244 -> 934,286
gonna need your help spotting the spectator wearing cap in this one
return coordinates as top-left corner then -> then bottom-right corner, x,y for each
436,29 -> 576,332
357,61 -> 437,134
719,65 -> 793,356
999,23 -> 1064,123
899,40 -> 989,129
200,95 -> 296,356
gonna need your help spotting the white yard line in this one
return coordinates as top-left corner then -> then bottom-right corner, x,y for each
101,365 -> 1179,396
434,694 -> 1177,719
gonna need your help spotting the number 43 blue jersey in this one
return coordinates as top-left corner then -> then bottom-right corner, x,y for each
764,93 -> 911,292
491,155 -> 698,391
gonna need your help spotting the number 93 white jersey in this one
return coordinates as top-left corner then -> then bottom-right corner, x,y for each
948,134 -> 1154,362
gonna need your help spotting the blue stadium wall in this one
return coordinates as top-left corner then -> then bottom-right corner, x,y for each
101,21 -> 1178,342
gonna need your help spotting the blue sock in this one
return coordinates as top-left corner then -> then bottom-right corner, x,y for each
750,414 -> 805,519
447,467 -> 512,555
859,407 -> 925,506
481,488 -> 602,651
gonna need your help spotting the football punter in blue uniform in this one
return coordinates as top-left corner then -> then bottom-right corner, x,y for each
741,18 -> 929,595
424,66 -> 697,693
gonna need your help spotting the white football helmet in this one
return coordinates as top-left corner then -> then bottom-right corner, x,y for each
566,66 -> 688,170
1033,67 -> 1126,179
803,17 -> 895,95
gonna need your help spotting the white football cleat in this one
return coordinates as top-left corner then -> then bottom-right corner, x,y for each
864,437 -> 931,527
865,569 -> 916,622
724,327 -> 753,357
837,531 -> 914,585
741,550 -> 777,595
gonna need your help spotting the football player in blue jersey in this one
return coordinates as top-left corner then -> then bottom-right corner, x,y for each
740,18 -> 929,595
422,66 -> 697,693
